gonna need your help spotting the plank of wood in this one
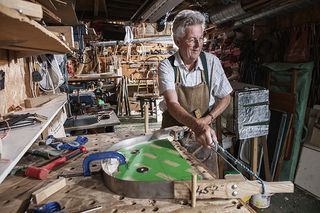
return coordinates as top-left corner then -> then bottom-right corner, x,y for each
174,179 -> 294,199
144,104 -> 149,133
0,0 -> 43,20
32,178 -> 67,204
261,137 -> 272,181
24,94 -> 59,108
191,174 -> 197,208
251,137 -> 258,180
46,26 -> 74,49
0,5 -> 71,57
36,0 -> 78,25
42,4 -> 61,23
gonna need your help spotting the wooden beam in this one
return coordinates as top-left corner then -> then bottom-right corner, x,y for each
42,4 -> 62,23
32,178 -> 67,204
24,94 -> 59,108
0,5 -> 70,58
251,137 -> 258,180
101,0 -> 108,20
94,0 -> 99,17
0,0 -> 43,21
46,26 -> 74,49
174,179 -> 294,199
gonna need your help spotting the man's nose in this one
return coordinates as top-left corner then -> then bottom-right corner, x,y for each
194,40 -> 200,47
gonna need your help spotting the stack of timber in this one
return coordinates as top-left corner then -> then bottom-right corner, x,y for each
116,76 -> 131,116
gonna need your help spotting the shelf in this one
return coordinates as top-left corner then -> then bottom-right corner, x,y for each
0,94 -> 67,184
68,74 -> 122,82
0,5 -> 71,58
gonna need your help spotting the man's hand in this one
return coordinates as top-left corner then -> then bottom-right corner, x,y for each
193,122 -> 217,148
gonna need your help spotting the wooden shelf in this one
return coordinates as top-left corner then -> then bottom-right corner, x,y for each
0,94 -> 67,184
68,74 -> 122,82
0,5 -> 71,58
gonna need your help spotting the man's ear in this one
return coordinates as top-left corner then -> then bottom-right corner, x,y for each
174,38 -> 181,47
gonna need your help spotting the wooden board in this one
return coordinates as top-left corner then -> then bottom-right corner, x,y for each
36,0 -> 78,25
45,26 -> 74,49
0,5 -> 71,58
174,179 -> 293,199
32,177 -> 66,204
0,131 -> 254,213
0,58 -> 27,116
24,94 -> 59,108
0,0 -> 43,20
68,74 -> 122,82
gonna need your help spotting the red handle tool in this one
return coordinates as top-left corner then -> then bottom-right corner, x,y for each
25,146 -> 87,180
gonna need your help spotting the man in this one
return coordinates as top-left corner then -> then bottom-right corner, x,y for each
158,10 -> 232,148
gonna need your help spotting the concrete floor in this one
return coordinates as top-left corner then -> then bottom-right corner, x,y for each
258,186 -> 320,213
116,114 -> 320,213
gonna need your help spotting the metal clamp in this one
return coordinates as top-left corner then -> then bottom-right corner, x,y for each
82,151 -> 126,176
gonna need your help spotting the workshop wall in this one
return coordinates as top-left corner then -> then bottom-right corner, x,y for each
0,56 -> 27,116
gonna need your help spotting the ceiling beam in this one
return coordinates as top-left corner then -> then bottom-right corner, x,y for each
130,0 -> 151,21
101,0 -> 108,20
107,5 -> 137,11
141,0 -> 183,22
77,11 -> 133,21
108,0 -> 140,6
94,0 -> 99,17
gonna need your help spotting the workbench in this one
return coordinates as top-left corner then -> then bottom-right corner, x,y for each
64,111 -> 120,134
0,131 -> 254,213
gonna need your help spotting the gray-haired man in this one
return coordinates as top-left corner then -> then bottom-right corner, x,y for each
158,10 -> 232,148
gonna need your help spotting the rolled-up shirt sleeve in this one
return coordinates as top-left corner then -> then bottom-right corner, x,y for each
158,59 -> 175,95
211,57 -> 233,98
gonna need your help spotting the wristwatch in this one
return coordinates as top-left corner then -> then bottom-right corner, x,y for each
208,113 -> 215,123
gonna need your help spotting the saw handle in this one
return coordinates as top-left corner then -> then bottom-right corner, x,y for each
43,146 -> 87,171
82,151 -> 126,176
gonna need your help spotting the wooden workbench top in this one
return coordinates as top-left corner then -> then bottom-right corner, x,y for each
0,131 -> 254,213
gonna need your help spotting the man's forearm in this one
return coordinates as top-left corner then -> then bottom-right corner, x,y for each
208,95 -> 231,120
166,101 -> 199,131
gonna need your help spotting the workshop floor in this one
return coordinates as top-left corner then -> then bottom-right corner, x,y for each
257,186 -> 320,213
115,114 -> 320,213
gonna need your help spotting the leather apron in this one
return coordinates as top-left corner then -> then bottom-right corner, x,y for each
161,57 -> 210,129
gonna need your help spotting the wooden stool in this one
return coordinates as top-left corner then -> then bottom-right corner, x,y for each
136,94 -> 159,117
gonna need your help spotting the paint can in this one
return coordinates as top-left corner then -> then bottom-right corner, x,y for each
250,193 -> 272,208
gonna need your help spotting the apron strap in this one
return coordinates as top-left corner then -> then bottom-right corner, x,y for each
200,52 -> 209,87
168,55 -> 178,83
168,52 -> 210,87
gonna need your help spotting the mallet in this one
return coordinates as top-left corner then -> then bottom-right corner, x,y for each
25,146 -> 87,180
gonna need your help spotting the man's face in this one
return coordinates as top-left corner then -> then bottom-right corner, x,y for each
175,24 -> 204,64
